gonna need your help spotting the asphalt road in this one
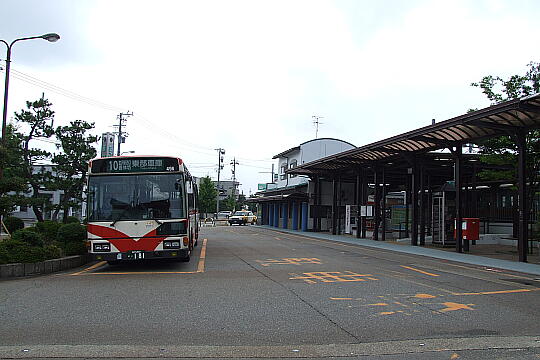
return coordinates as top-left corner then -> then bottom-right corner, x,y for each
1,225 -> 540,359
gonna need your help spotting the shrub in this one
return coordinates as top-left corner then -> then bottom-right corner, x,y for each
0,240 -> 63,264
63,241 -> 87,256
3,216 -> 24,234
42,245 -> 63,259
65,216 -> 80,224
36,220 -> 62,244
57,223 -> 86,256
57,223 -> 86,243
11,228 -> 44,247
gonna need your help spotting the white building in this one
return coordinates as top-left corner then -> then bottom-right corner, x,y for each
273,138 -> 356,188
251,138 -> 355,231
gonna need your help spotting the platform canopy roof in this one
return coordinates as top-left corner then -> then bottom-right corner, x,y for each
287,93 -> 540,176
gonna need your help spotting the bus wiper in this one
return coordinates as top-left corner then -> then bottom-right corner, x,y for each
110,207 -> 131,227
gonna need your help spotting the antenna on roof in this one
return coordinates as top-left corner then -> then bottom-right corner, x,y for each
312,115 -> 324,139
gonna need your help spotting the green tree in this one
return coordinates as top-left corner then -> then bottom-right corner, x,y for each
222,195 -> 237,212
0,124 -> 27,217
51,120 -> 98,223
198,176 -> 217,217
471,61 -> 540,230
14,96 -> 55,222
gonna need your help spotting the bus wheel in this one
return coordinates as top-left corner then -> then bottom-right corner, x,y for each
181,253 -> 190,262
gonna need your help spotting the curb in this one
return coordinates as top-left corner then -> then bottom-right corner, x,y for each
0,254 -> 91,279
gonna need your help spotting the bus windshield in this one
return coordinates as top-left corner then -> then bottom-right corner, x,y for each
87,173 -> 185,222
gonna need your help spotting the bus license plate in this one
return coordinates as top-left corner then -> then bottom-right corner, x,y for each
128,251 -> 144,260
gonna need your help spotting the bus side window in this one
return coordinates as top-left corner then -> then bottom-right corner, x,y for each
188,193 -> 194,208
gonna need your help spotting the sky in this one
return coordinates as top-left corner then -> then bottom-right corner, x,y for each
2,0 -> 540,195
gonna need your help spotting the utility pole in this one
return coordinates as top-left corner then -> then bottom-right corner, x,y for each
115,111 -> 133,156
215,148 -> 225,215
230,157 -> 239,201
312,115 -> 324,139
258,163 -> 275,184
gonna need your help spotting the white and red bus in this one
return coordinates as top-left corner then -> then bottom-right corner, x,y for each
86,156 -> 198,264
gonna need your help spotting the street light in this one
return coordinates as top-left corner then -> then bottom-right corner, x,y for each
1,33 -> 60,143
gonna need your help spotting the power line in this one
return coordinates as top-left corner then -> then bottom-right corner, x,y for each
2,67 -> 124,112
2,66 -> 283,164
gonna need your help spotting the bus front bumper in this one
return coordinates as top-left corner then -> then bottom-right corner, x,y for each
92,249 -> 189,262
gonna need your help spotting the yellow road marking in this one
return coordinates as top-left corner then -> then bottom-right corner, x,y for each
366,303 -> 388,306
70,261 -> 107,276
290,271 -> 378,284
197,238 -> 208,273
257,258 -> 322,267
88,271 -> 199,275
439,302 -> 475,312
330,297 -> 353,300
414,293 -> 436,299
453,288 -> 540,296
400,265 -> 440,277
72,239 -> 208,276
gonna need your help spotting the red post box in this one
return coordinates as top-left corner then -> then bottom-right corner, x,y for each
454,218 -> 480,241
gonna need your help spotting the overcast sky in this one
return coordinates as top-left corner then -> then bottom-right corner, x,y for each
2,0 -> 540,195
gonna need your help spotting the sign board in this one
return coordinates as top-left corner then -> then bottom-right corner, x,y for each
360,205 -> 373,217
345,205 -> 351,234
91,157 -> 181,174
100,132 -> 115,157
266,183 -> 277,190
258,183 -> 267,191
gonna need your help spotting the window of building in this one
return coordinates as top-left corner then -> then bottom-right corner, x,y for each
280,164 -> 287,180
289,160 -> 297,178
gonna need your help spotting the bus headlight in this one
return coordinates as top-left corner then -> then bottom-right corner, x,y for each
163,241 -> 180,249
93,243 -> 111,252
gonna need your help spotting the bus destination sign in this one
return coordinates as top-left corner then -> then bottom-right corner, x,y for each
91,157 -> 180,174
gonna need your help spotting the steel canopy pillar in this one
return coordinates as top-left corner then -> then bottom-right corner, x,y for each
454,145 -> 464,253
301,202 -> 308,231
268,203 -> 273,226
337,174 -> 342,235
361,170 -> 368,238
292,201 -> 299,230
419,164 -> 426,246
356,169 -> 362,239
261,203 -> 267,225
410,160 -> 419,246
332,177 -> 337,235
282,202 -> 288,229
517,131 -> 528,262
312,176 -> 319,232
273,203 -> 279,228
381,166 -> 387,241
405,174 -> 410,239
374,167 -> 380,241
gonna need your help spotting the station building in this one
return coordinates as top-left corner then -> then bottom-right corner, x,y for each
251,94 -> 540,263
252,138 -> 355,231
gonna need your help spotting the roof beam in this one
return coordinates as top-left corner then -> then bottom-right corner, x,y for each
473,120 -> 518,132
412,136 -> 453,147
520,103 -> 540,114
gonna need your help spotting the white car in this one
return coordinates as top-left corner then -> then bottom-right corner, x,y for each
228,211 -> 257,225
217,211 -> 232,219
